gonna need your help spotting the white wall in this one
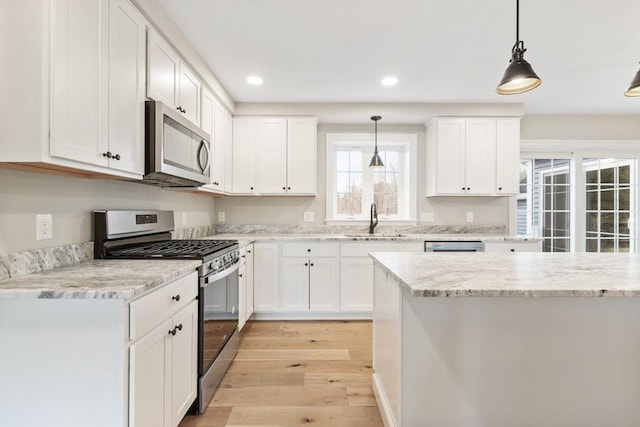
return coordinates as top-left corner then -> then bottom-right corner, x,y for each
0,168 -> 216,254
215,123 -> 510,226
521,115 -> 640,140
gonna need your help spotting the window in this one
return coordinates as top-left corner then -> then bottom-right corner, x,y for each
327,133 -> 417,222
519,141 -> 640,253
584,158 -> 636,252
518,158 -> 571,252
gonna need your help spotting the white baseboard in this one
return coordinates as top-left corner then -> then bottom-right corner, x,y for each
373,373 -> 396,427
250,312 -> 372,321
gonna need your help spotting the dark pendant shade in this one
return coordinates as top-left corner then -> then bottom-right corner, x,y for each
624,65 -> 640,97
496,41 -> 541,95
369,115 -> 384,169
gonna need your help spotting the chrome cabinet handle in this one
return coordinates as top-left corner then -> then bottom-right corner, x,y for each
196,139 -> 210,173
171,294 -> 180,302
103,151 -> 113,159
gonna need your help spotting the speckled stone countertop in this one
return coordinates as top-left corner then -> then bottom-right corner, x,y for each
202,233 -> 538,243
0,259 -> 201,300
370,252 -> 640,297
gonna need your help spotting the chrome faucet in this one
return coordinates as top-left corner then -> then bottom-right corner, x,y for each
369,203 -> 379,234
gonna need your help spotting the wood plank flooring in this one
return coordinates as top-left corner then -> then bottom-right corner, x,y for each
179,320 -> 384,427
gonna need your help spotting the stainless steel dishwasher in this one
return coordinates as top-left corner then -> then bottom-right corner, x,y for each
424,240 -> 484,252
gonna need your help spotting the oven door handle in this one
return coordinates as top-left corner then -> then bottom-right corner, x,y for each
201,261 -> 239,287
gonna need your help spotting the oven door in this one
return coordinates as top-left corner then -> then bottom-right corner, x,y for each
196,261 -> 239,413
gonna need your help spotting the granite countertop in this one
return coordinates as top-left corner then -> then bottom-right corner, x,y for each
202,233 -> 539,243
0,259 -> 201,300
370,252 -> 640,297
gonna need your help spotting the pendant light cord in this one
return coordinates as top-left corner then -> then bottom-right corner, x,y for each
516,0 -> 519,44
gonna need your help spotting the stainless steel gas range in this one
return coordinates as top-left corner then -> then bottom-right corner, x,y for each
94,210 -> 239,413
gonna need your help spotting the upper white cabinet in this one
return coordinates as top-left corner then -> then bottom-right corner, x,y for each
232,116 -> 317,195
200,88 -> 231,193
426,117 -> 520,197
1,0 -> 146,178
148,29 -> 201,127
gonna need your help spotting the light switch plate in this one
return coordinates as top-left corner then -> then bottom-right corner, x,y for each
466,212 -> 474,223
303,211 -> 314,222
36,214 -> 53,240
218,211 -> 226,222
420,212 -> 434,222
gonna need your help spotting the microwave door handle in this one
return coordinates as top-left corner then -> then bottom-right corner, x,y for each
196,139 -> 210,173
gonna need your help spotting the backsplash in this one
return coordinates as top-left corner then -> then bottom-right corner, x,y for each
0,242 -> 93,282
172,225 -> 217,240
215,224 -> 507,235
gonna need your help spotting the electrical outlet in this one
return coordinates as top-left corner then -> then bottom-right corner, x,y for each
218,211 -> 226,222
36,214 -> 53,240
466,212 -> 474,223
303,211 -> 314,222
420,212 -> 434,222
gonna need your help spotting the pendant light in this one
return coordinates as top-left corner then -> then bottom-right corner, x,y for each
496,0 -> 541,95
369,115 -> 384,168
624,63 -> 640,97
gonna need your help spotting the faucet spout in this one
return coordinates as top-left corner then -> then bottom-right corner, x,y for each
369,203 -> 378,234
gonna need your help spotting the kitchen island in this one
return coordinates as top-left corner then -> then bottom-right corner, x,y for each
371,252 -> 640,427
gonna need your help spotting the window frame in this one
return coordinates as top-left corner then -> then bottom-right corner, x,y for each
518,139 -> 640,252
325,132 -> 417,224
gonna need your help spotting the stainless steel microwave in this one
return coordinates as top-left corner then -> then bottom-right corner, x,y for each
144,99 -> 210,187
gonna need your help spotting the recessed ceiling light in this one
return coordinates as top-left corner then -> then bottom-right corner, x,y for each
381,76 -> 398,86
247,76 -> 263,85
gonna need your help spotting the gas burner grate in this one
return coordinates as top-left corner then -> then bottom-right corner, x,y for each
108,240 -> 236,259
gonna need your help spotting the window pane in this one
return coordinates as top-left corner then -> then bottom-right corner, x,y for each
585,186 -> 598,210
619,212 -> 630,235
336,151 -> 349,171
586,212 -> 598,233
586,169 -> 598,184
619,188 -> 630,210
554,212 -> 570,237
600,239 -> 615,252
620,165 -> 630,184
554,185 -> 570,210
336,172 -> 350,192
600,167 -> 615,184
600,212 -> 615,234
600,188 -> 614,210
586,239 -> 598,252
349,151 -> 363,171
619,240 -> 630,252
385,151 -> 400,170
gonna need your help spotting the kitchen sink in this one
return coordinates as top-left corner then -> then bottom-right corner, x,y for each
344,233 -> 407,238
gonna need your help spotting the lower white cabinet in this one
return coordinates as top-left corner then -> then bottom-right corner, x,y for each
129,272 -> 198,427
340,242 -> 423,312
238,243 -> 255,330
253,243 -> 280,312
484,241 -> 541,252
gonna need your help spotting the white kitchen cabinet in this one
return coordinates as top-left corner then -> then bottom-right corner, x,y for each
426,117 -> 520,197
130,271 -> 198,427
280,242 -> 339,312
221,105 -> 234,193
232,118 -> 258,194
147,28 -> 201,127
232,116 -> 317,195
245,244 -> 255,320
0,0 -> 146,179
495,118 -> 521,195
340,242 -> 423,312
253,243 -> 280,312
238,245 -> 253,330
483,241 -> 541,252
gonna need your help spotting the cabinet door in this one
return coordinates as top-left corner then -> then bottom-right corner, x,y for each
130,319 -> 171,427
281,258 -> 310,312
177,62 -> 201,127
484,241 -> 541,252
210,97 -> 227,190
232,118 -> 257,194
495,118 -> 521,195
238,261 -> 247,331
287,118 -> 317,195
464,119 -> 496,195
340,257 -> 373,312
108,0 -> 145,175
309,258 -> 339,312
51,0 -> 109,167
434,119 -> 466,194
170,301 -> 197,427
147,29 -> 179,108
253,243 -> 279,312
245,244 -> 255,318
257,118 -> 288,194
222,107 -> 234,193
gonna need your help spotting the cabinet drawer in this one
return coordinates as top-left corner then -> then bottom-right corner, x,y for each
281,242 -> 338,257
130,271 -> 198,340
340,242 -> 423,257
484,241 -> 541,253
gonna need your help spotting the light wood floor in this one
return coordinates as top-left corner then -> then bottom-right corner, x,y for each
179,320 -> 384,427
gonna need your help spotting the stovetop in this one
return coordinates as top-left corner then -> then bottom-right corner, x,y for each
107,239 -> 236,260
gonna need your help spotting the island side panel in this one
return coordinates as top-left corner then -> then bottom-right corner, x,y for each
372,262 -> 402,427
0,298 -> 128,427
401,296 -> 640,427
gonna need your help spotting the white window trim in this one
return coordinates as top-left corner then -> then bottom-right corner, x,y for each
519,139 -> 640,252
325,132 -> 417,224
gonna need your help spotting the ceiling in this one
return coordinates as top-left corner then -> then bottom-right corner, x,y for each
158,0 -> 640,118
